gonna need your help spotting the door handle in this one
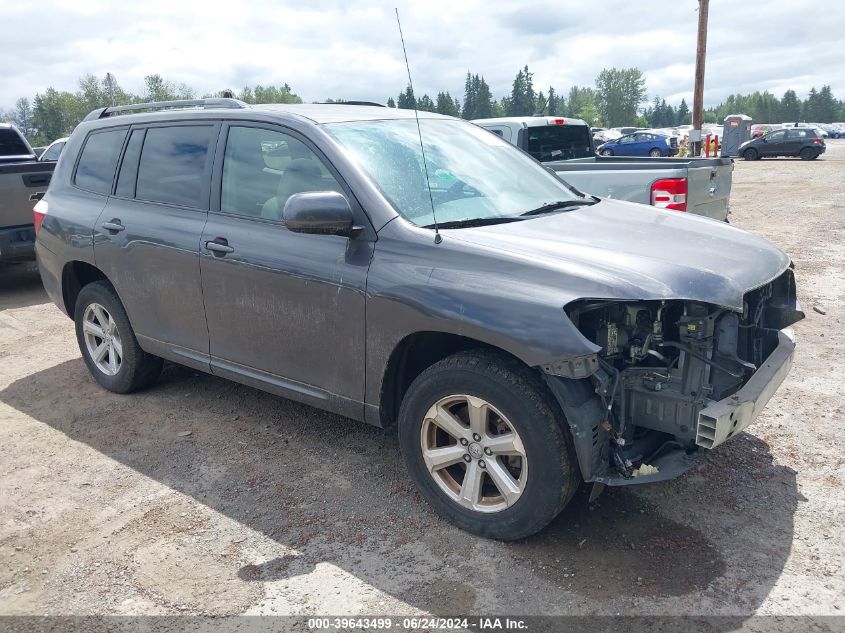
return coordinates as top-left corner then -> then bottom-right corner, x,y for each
101,220 -> 125,233
205,238 -> 234,254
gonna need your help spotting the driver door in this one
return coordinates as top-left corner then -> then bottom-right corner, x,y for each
761,130 -> 787,156
198,123 -> 374,417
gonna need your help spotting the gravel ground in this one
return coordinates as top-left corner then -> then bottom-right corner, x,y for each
0,142 -> 843,623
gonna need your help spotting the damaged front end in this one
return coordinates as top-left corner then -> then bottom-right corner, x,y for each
545,268 -> 803,486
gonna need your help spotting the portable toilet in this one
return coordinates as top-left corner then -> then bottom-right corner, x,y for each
721,114 -> 752,157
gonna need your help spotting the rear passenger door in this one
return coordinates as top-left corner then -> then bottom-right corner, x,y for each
198,123 -> 372,417
94,122 -> 219,369
784,129 -> 808,155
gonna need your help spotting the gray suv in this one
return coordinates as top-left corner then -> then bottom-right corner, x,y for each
36,99 -> 803,540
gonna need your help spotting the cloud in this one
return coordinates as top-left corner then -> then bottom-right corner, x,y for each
2,0 -> 844,114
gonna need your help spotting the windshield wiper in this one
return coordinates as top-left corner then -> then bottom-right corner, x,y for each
520,197 -> 599,216
422,217 -> 525,229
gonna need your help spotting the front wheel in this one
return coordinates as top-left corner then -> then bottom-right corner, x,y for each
649,148 -> 663,157
74,281 -> 163,393
398,351 -> 580,540
600,148 -> 614,156
743,148 -> 758,161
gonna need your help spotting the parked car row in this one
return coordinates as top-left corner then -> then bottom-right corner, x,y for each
752,122 -> 845,139
31,99 -> 802,540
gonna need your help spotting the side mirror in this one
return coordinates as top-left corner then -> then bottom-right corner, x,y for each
283,191 -> 357,237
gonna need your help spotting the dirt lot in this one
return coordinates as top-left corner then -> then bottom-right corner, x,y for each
1,143 -> 843,622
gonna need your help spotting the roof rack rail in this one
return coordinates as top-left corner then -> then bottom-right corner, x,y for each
317,101 -> 385,107
82,98 -> 249,122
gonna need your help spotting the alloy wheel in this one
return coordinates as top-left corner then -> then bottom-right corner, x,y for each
420,394 -> 528,513
82,303 -> 123,376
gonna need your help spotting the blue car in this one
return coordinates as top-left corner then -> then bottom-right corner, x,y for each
598,132 -> 677,157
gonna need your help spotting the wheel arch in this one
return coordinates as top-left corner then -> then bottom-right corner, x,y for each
378,331 -> 532,428
61,260 -> 111,316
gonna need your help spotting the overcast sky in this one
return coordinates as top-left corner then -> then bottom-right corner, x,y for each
4,0 -> 844,112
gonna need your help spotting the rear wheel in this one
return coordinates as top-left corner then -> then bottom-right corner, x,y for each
799,147 -> 816,160
74,281 -> 162,393
648,148 -> 662,157
398,350 -> 580,540
743,148 -> 758,161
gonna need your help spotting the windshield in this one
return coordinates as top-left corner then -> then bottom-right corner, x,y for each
325,118 -> 579,227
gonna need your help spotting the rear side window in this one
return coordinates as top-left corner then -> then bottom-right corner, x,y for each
75,129 -> 127,194
135,126 -> 214,208
525,125 -> 593,160
0,128 -> 30,156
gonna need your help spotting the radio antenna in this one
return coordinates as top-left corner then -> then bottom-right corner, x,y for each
395,7 -> 441,244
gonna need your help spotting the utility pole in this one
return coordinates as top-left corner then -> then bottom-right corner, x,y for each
692,0 -> 709,156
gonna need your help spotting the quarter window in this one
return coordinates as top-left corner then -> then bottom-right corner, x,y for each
135,126 -> 214,208
75,129 -> 127,194
221,126 -> 342,220
40,141 -> 65,161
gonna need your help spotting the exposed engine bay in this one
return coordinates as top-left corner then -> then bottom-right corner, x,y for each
563,269 -> 803,480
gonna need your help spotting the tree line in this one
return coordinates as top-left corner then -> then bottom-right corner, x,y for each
392,65 -> 844,129
3,73 -> 303,146
3,67 -> 844,146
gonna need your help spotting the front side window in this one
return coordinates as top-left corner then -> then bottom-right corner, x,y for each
327,118 -> 579,227
221,126 -> 342,220
766,131 -> 786,142
74,129 -> 127,194
619,135 -> 635,144
135,126 -> 214,208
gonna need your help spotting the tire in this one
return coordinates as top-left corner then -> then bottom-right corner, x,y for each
398,350 -> 580,540
600,148 -> 614,156
648,148 -> 662,157
799,147 -> 815,160
74,281 -> 162,393
742,148 -> 758,161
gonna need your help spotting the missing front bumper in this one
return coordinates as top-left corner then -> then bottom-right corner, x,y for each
696,330 -> 795,449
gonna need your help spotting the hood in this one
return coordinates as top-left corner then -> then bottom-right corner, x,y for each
446,199 -> 790,311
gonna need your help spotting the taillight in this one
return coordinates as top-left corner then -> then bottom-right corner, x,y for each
650,178 -> 687,211
33,199 -> 48,234
812,137 -> 824,143
549,118 -> 566,125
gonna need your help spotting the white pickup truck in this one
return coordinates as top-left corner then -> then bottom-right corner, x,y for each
0,124 -> 55,263
472,116 -> 733,221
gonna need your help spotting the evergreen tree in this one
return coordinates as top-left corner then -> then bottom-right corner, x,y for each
780,90 -> 800,122
547,87 -> 558,116
397,85 -> 415,109
461,72 -> 475,119
417,94 -> 436,112
435,91 -> 460,117
386,97 -> 396,108
507,65 -> 536,116
676,98 -> 690,126
535,90 -> 547,115
816,85 -> 838,123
